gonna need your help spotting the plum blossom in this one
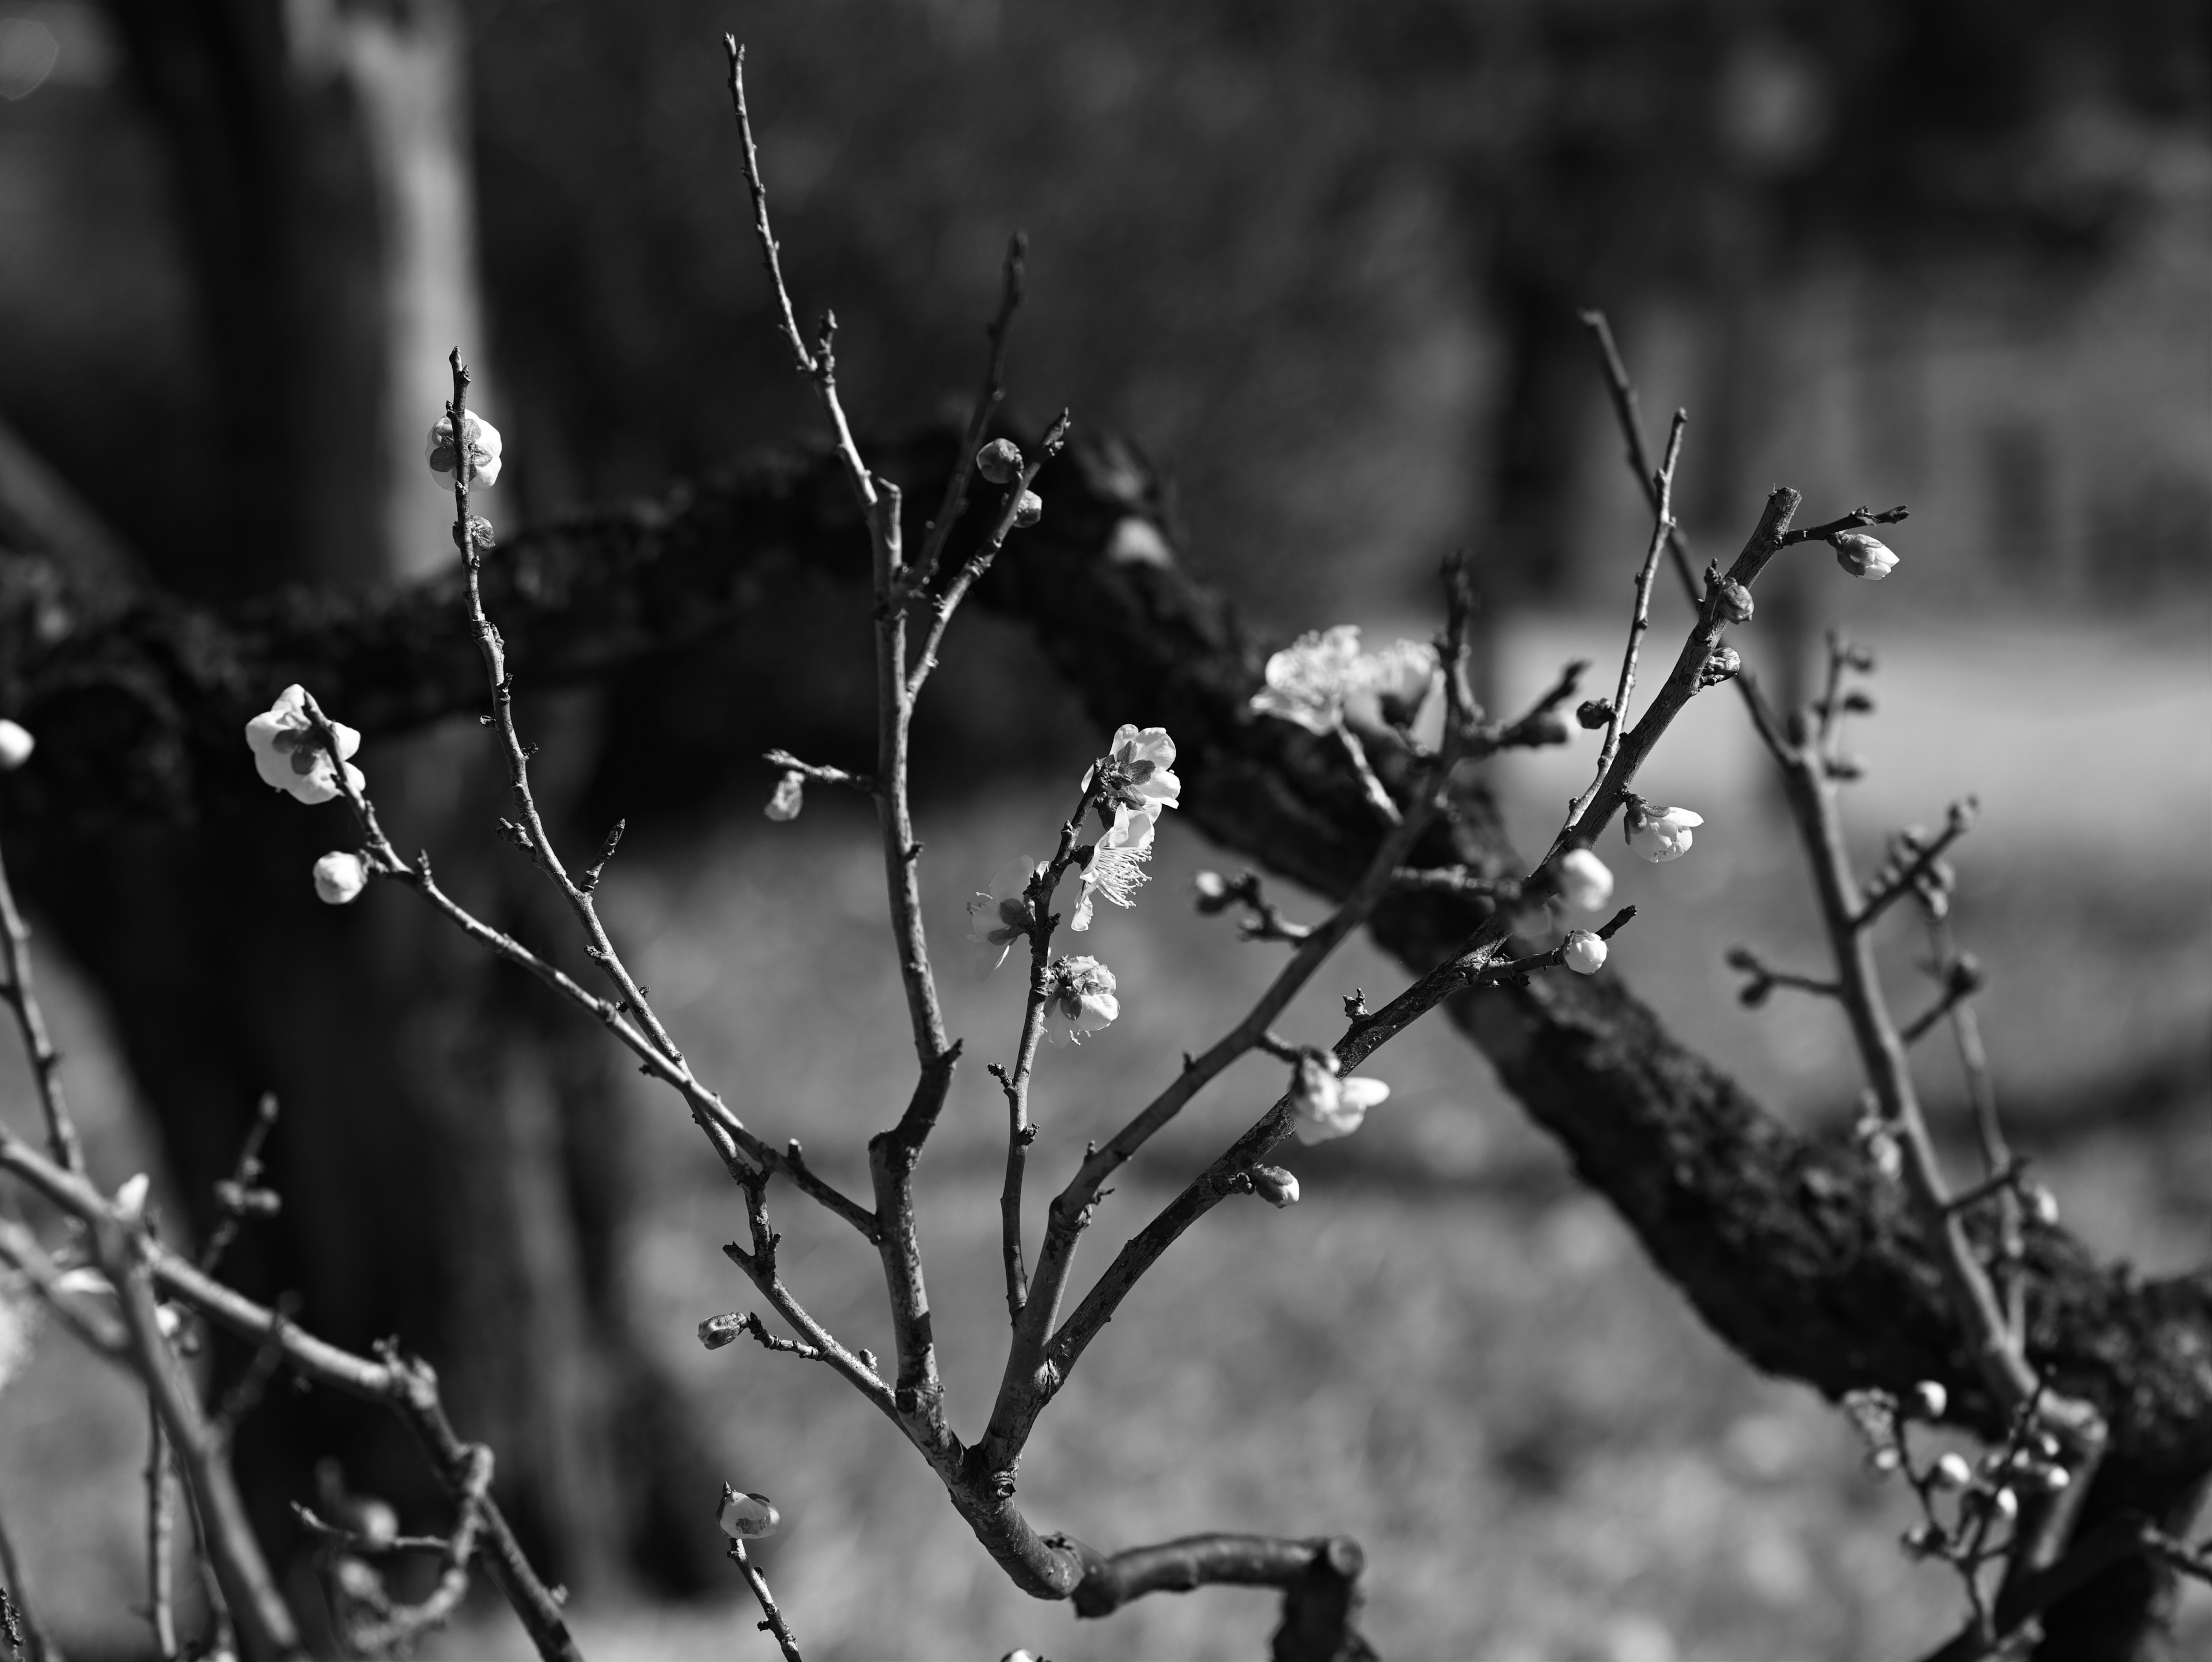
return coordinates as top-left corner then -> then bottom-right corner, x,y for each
717,1486 -> 780,1539
313,851 -> 368,906
1562,929 -> 1608,975
1071,807 -> 1153,932
114,1172 -> 150,1225
1554,848 -> 1614,911
245,686 -> 364,806
1091,724 -> 1181,819
0,720 -> 32,771
967,855 -> 1043,972
1043,955 -> 1118,1044
1249,1165 -> 1301,1208
1623,798 -> 1703,863
1830,531 -> 1899,580
1249,625 -> 1366,733
1288,1051 -> 1390,1144
426,410 -> 502,491
764,771 -> 804,821
1363,638 -> 1438,725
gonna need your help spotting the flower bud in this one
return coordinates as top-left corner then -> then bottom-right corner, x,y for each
764,770 -> 805,822
2033,1462 -> 2071,1493
1902,1523 -> 1942,1559
1912,1380 -> 1948,1421
1191,870 -> 1231,907
1986,1486 -> 2020,1522
115,1172 -> 150,1224
1554,848 -> 1613,912
698,1313 -> 744,1351
718,1486 -> 780,1539
2025,1183 -> 2059,1227
1717,580 -> 1754,624
1623,798 -> 1704,863
1575,698 -> 1612,730
1013,489 -> 1043,528
1562,929 -> 1607,975
313,851 -> 369,906
0,720 -> 33,771
975,439 -> 1023,484
426,410 -> 503,491
1868,1445 -> 1902,1476
1831,531 -> 1899,581
1249,1165 -> 1301,1208
1933,1452 -> 1972,1490
1699,646 -> 1742,688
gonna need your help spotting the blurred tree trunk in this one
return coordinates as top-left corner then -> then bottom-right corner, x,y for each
52,0 -> 719,1597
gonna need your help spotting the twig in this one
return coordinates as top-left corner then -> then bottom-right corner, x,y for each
763,749 -> 876,797
728,1538 -> 804,1662
1578,311 -> 1698,604
146,1402 -> 177,1660
0,839 -> 82,1173
1194,869 -> 1316,945
323,1444 -> 495,1656
1858,800 -> 1979,929
1567,410 -> 1687,830
199,1092 -> 279,1275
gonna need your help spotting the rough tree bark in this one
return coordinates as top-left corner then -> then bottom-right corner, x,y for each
0,426 -> 2204,1656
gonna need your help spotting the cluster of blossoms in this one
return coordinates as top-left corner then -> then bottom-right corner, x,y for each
965,724 -> 1182,1040
1247,626 -> 1439,735
243,684 -> 377,907
1843,1381 -> 2070,1570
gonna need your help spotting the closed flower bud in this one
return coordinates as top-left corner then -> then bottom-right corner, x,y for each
1699,646 -> 1742,688
698,1313 -> 744,1351
717,1486 -> 780,1539
1554,848 -> 1614,911
2033,1462 -> 2071,1493
1831,531 -> 1899,581
1013,489 -> 1043,528
2025,1183 -> 2059,1227
1986,1486 -> 2020,1522
1192,869 -> 1231,907
764,770 -> 805,822
1717,580 -> 1755,624
1575,698 -> 1613,730
427,410 -> 502,491
1249,1164 -> 1301,1208
1562,929 -> 1608,975
976,439 -> 1023,484
1868,1445 -> 1902,1476
0,719 -> 32,771
1912,1380 -> 1948,1421
114,1172 -> 150,1224
1933,1452 -> 1972,1490
313,851 -> 369,906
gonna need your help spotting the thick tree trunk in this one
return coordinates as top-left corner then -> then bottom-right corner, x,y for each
70,0 -> 717,1595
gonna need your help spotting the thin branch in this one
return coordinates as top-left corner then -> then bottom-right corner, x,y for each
199,1091 -> 279,1275
1578,311 -> 1698,604
1567,410 -> 1687,831
324,1444 -> 495,1657
727,1538 -> 804,1662
1857,800 -> 1979,930
1194,869 -> 1317,945
0,839 -> 83,1173
763,749 -> 876,798
146,1402 -> 177,1661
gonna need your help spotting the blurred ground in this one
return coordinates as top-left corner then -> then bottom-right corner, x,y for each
1,610 -> 2208,1660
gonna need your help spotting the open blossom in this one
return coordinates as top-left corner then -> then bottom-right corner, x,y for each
1562,929 -> 1608,975
245,685 -> 363,805
764,770 -> 805,821
1554,847 -> 1613,911
717,1487 -> 780,1540
1043,955 -> 1119,1044
0,719 -> 32,771
426,410 -> 502,491
1363,638 -> 1438,724
1624,798 -> 1703,863
1249,625 -> 1366,733
1071,806 -> 1153,932
313,851 -> 369,906
967,855 -> 1043,972
1092,724 -> 1181,818
1289,1051 -> 1390,1144
1831,531 -> 1899,580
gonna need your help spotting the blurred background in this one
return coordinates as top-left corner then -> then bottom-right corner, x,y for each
0,1 -> 2209,1657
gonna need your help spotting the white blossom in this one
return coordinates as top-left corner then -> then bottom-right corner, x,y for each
1831,531 -> 1899,580
1249,1165 -> 1301,1208
717,1487 -> 781,1539
1289,1052 -> 1390,1144
313,851 -> 369,906
1624,800 -> 1703,863
1933,1452 -> 1972,1490
967,855 -> 1043,972
426,410 -> 503,491
114,1172 -> 150,1225
245,686 -> 364,806
1249,625 -> 1366,733
1043,955 -> 1119,1045
764,771 -> 804,821
1555,848 -> 1614,911
1912,1380 -> 1948,1420
1071,806 -> 1153,932
1092,724 -> 1181,818
0,720 -> 33,771
1562,930 -> 1608,975
1363,638 -> 1438,723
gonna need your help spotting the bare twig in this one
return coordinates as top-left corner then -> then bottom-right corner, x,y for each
146,1403 -> 177,1660
727,1536 -> 804,1662
0,841 -> 82,1173
199,1091 -> 279,1275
